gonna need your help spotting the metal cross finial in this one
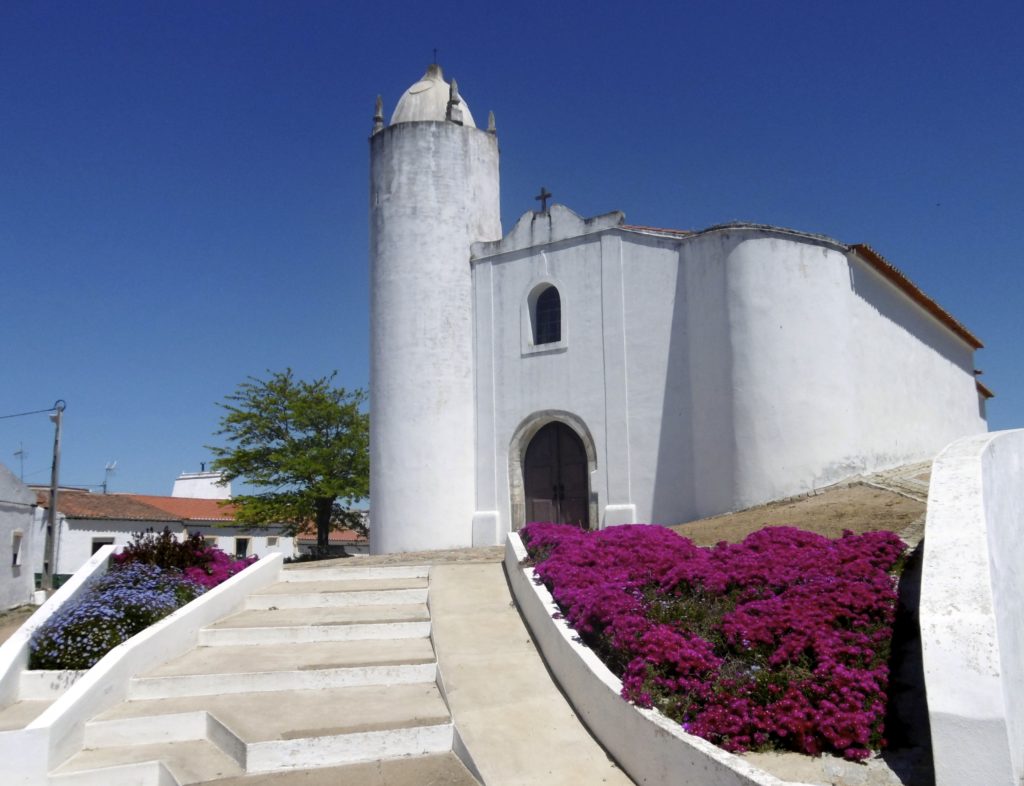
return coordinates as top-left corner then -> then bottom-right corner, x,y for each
433,48 -> 438,64
535,187 -> 552,212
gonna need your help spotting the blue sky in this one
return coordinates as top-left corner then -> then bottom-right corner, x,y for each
2,0 -> 1021,495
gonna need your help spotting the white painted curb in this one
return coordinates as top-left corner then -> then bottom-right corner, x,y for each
505,533 -> 816,786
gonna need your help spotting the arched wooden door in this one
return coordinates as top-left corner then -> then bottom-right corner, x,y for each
524,422 -> 589,527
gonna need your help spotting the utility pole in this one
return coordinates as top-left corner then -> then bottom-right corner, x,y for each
14,442 -> 25,481
42,400 -> 66,593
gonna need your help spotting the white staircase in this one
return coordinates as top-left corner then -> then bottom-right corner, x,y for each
49,565 -> 479,785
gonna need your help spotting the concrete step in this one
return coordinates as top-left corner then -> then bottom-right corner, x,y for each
52,738 -> 244,785
252,577 -> 428,595
245,722 -> 453,773
94,682 -> 452,742
129,662 -> 438,699
206,604 -> 430,630
82,710 -> 245,765
279,565 -> 429,582
199,605 -> 430,646
0,697 -> 52,731
143,638 -> 436,678
201,752 -> 480,786
245,586 -> 427,610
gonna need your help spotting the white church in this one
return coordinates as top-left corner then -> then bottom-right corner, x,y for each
368,64 -> 989,554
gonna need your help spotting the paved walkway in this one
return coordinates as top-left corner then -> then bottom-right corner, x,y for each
430,562 -> 633,786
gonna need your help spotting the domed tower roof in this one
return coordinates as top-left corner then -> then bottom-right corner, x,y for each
390,63 -> 477,128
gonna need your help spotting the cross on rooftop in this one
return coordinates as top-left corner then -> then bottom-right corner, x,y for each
535,187 -> 552,212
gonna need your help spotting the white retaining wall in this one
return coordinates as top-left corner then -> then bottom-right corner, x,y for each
921,428 -> 1024,786
0,551 -> 282,784
504,533 -> 814,786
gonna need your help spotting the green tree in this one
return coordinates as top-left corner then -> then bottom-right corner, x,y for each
209,370 -> 369,557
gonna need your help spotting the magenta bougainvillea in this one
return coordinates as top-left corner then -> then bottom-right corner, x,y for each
520,522 -> 906,761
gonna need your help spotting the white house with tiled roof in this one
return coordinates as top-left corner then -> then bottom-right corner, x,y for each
30,472 -> 297,583
368,64 -> 989,554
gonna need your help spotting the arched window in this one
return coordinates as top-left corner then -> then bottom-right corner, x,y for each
534,286 -> 561,345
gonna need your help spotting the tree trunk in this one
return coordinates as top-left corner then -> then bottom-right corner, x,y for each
315,497 -> 334,558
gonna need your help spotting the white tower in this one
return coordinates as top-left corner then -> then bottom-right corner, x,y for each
369,64 -> 501,553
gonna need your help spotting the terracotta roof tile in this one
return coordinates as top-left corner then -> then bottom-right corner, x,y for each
295,523 -> 367,544
35,490 -> 181,522
128,495 -> 237,522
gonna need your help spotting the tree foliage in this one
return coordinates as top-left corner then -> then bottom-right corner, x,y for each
209,370 -> 369,556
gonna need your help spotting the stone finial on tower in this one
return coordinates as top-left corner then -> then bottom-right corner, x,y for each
487,110 -> 496,134
373,94 -> 385,134
446,78 -> 464,126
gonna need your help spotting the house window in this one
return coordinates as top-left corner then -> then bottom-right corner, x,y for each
91,537 -> 115,555
12,530 -> 23,567
534,286 -> 561,344
266,537 -> 278,547
235,538 -> 250,558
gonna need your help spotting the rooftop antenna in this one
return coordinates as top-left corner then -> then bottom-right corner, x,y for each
102,460 -> 117,494
14,442 -> 26,481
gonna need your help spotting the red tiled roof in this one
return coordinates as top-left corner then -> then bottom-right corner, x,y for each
34,490 -> 181,522
295,524 -> 367,544
128,495 -> 237,522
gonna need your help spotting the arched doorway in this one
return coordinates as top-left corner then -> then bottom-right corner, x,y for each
523,422 -> 589,527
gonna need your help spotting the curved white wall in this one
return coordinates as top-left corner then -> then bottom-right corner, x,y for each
369,121 -> 500,553
921,429 -> 1024,786
724,231 -> 984,511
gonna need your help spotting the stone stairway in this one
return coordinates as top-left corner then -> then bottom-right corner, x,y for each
50,564 -> 479,785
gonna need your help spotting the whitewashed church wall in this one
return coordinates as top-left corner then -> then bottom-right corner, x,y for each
476,235 -> 612,539
369,121 -> 501,553
716,230 -> 984,512
473,219 -> 985,538
617,236 -> 697,525
846,256 -> 985,467
720,234 -> 860,510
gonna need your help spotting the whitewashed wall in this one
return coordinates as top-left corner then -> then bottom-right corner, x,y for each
46,517 -> 184,576
921,429 -> 1024,786
187,525 -> 295,560
471,208 -> 986,542
0,465 -> 37,609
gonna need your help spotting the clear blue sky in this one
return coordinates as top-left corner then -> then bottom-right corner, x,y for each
2,1 -> 1021,495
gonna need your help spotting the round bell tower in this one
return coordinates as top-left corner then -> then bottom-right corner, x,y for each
368,64 -> 501,553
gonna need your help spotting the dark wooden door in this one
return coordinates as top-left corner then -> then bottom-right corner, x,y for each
524,422 -> 589,528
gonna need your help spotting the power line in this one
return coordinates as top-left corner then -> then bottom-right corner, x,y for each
0,400 -> 65,420
0,406 -> 55,420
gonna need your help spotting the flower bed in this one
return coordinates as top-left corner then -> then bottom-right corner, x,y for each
521,523 -> 906,762
30,529 -> 255,670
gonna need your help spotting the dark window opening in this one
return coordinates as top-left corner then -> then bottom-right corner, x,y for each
91,538 -> 114,555
235,538 -> 250,558
534,286 -> 561,345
